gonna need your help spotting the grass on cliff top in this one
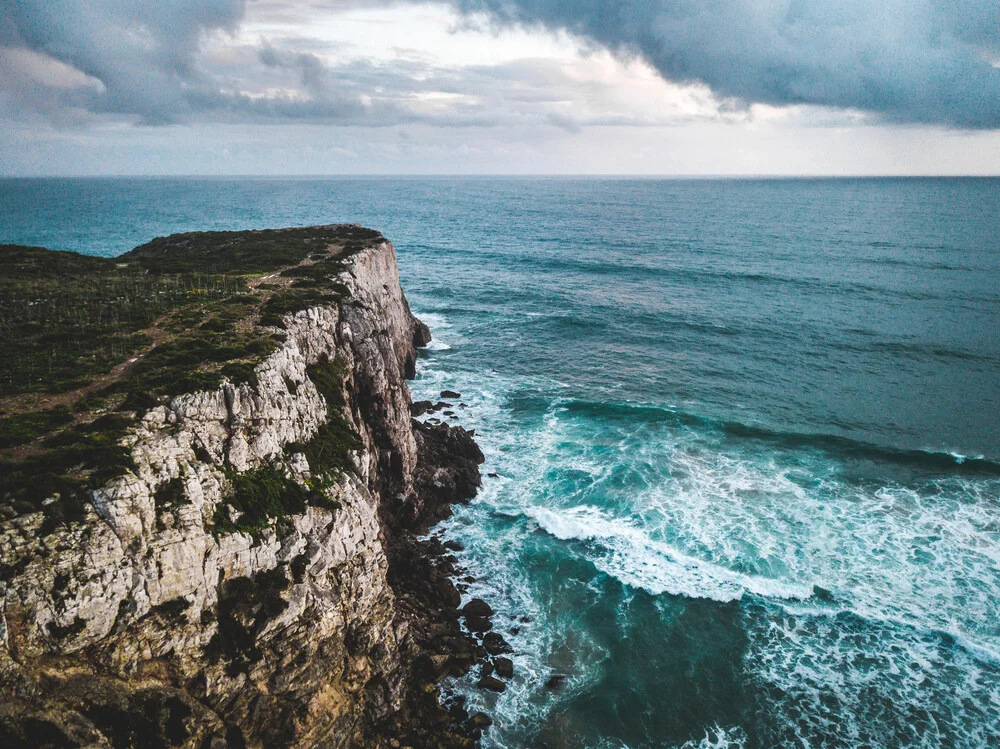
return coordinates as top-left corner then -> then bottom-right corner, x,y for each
0,225 -> 382,527
121,225 -> 383,274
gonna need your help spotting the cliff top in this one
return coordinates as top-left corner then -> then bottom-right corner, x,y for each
0,224 -> 385,527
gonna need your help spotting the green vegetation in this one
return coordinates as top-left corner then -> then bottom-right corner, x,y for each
0,225 -> 382,526
0,246 -> 242,396
287,357 -> 361,477
122,225 -> 382,274
2,414 -> 138,532
0,406 -> 73,448
154,477 -> 189,531
212,357 -> 360,538
211,466 -> 328,537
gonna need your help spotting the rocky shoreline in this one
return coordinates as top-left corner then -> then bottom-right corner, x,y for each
368,412 -> 497,748
0,228 -> 511,748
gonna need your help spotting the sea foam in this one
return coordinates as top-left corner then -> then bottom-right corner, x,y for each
528,504 -> 813,603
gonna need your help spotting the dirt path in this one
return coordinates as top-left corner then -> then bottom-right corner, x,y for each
0,318 -> 174,418
0,245 -> 347,460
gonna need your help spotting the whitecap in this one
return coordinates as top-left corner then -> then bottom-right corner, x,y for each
527,504 -> 814,603
675,725 -> 747,749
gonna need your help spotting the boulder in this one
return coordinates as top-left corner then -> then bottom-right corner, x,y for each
482,632 -> 511,655
411,400 -> 434,416
493,657 -> 514,679
465,616 -> 493,633
462,599 -> 494,618
477,676 -> 506,693
469,712 -> 493,728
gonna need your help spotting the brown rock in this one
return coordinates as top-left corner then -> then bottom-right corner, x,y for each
477,676 -> 506,693
469,712 -> 493,728
465,616 -> 493,633
482,632 -> 512,655
462,599 -> 494,618
493,657 -> 514,679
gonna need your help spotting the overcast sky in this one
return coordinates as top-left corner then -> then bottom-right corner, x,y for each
2,0 -> 999,176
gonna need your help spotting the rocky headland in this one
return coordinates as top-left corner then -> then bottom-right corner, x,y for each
0,227 -> 508,748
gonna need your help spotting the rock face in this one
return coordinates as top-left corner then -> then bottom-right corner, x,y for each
0,240 -> 484,748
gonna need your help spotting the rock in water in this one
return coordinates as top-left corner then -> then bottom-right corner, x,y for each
477,676 -> 506,693
462,598 -> 494,618
469,712 -> 493,728
494,657 -> 514,679
546,675 -> 568,690
483,632 -> 512,655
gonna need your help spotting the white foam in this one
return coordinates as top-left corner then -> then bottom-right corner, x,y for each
676,725 -> 747,749
743,600 -> 1000,747
408,346 -> 1000,746
413,310 -> 451,330
528,504 -> 814,603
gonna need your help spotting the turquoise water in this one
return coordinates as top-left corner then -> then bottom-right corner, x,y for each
3,177 -> 999,747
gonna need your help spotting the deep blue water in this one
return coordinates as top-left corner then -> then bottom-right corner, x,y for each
2,177 -> 999,748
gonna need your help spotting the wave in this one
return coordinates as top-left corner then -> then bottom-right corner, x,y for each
423,339 -> 452,351
412,310 -> 452,330
862,255 -> 968,272
490,251 -> 968,302
825,337 -> 996,364
526,503 -> 1000,672
527,504 -> 814,603
553,397 -> 1000,475
768,594 -> 1000,667
675,725 -> 748,749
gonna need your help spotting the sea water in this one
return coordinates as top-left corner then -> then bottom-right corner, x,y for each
2,176 -> 999,748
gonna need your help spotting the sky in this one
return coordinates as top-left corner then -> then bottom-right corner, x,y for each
1,0 -> 999,176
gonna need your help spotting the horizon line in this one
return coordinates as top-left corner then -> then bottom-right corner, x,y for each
2,173 -> 1000,180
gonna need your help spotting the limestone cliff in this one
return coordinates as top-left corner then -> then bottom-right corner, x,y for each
0,231 -> 488,748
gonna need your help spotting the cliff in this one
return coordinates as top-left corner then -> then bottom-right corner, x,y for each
0,228 -> 493,748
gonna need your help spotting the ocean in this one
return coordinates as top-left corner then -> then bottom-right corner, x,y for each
2,176 -> 999,748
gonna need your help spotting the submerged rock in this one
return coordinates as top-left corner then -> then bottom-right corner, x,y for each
477,675 -> 506,693
546,675 -> 567,690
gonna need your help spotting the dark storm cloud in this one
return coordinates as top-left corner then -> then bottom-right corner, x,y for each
447,0 -> 1000,128
1,1 -> 248,124
2,0 -> 999,129
0,0 -> 516,127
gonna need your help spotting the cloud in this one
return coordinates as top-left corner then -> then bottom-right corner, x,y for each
2,0 -> 999,132
1,1 -> 250,124
1,0 -> 585,128
444,0 -> 1000,128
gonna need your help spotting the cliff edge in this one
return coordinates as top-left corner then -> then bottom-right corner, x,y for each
0,227 -> 491,748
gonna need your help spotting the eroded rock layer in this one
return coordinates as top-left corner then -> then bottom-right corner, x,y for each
0,234 -> 486,748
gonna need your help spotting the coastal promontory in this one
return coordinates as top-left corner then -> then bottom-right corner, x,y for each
0,227 -> 493,747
